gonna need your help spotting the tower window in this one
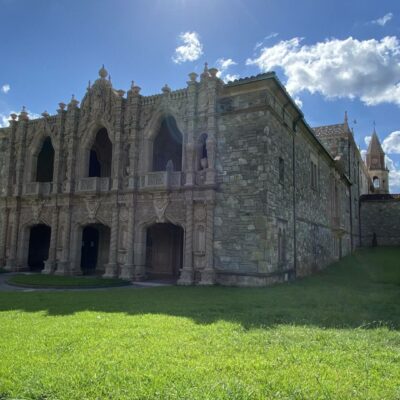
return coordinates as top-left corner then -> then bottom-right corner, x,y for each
279,157 -> 284,184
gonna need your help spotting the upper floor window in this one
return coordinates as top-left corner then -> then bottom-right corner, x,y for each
36,137 -> 54,182
152,117 -> 182,172
279,157 -> 284,184
310,160 -> 318,190
89,128 -> 112,178
373,176 -> 380,189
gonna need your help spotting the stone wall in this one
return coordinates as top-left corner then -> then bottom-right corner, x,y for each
360,194 -> 400,246
214,79 -> 352,286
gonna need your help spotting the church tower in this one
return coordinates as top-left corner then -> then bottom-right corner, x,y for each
366,130 -> 389,193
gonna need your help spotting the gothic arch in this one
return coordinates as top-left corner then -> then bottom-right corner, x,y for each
27,132 -> 57,182
141,109 -> 185,173
78,121 -> 114,178
19,219 -> 52,269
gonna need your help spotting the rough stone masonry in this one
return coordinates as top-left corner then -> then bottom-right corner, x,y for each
0,65 -> 394,286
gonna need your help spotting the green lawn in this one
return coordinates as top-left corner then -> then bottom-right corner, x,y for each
7,274 -> 130,288
0,248 -> 399,400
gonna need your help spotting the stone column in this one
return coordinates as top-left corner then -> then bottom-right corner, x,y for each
178,192 -> 194,285
104,206 -> 119,278
64,97 -> 80,193
43,206 -> 59,274
185,72 -> 198,186
4,207 -> 19,271
14,108 -> 29,196
205,70 -> 220,186
0,207 -> 9,267
133,225 -> 146,280
52,104 -> 66,194
120,202 -> 135,280
55,207 -> 72,275
4,115 -> 17,196
199,199 -> 216,285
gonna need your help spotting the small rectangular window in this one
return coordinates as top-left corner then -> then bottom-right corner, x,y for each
279,157 -> 284,184
311,160 -> 318,190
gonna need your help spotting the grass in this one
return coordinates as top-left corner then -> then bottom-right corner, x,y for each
0,247 -> 399,399
7,274 -> 130,288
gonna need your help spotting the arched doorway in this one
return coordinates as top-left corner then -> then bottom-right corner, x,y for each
80,224 -> 110,274
146,223 -> 184,280
36,137 -> 55,182
28,224 -> 51,271
88,128 -> 112,177
152,117 -> 183,172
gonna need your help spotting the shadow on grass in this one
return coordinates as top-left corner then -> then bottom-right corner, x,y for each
0,247 -> 399,330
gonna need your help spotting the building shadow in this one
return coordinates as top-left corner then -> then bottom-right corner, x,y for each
0,248 -> 399,331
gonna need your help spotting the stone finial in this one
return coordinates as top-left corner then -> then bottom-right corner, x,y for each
58,102 -> 66,111
41,111 -> 50,118
344,111 -> 348,124
132,85 -> 141,95
209,68 -> 218,78
99,64 -> 108,79
19,106 -> 29,121
10,113 -> 17,121
88,80 -> 91,90
68,94 -> 79,108
162,84 -> 171,94
131,81 -> 135,89
201,62 -> 210,79
188,72 -> 198,82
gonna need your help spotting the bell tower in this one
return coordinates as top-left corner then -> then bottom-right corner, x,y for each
366,129 -> 389,193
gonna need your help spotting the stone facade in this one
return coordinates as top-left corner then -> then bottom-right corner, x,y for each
0,65 -> 387,286
360,194 -> 400,246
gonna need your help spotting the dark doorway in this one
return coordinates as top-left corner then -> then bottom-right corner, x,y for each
152,117 -> 183,171
36,137 -> 55,182
146,223 -> 184,280
28,224 -> 51,271
81,226 -> 100,274
88,128 -> 112,177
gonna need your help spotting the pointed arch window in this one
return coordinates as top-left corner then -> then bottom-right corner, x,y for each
152,117 -> 182,172
36,137 -> 55,182
88,128 -> 112,177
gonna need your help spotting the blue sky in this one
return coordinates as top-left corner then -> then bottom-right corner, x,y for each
1,0 -> 400,191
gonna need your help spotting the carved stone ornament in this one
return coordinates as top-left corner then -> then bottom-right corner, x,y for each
85,198 -> 101,222
32,201 -> 45,223
194,205 -> 206,222
153,197 -> 169,223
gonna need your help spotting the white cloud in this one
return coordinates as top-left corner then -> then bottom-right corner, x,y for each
172,32 -> 203,64
360,149 -> 367,161
224,74 -> 239,82
373,13 -> 393,26
216,58 -> 239,83
1,84 -> 10,94
382,130 -> 400,153
0,110 -> 41,128
254,33 -> 279,50
364,135 -> 372,147
385,154 -> 400,192
246,36 -> 400,107
294,96 -> 303,108
0,114 -> 9,128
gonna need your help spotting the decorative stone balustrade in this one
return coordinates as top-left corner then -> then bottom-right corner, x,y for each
23,182 -> 52,196
139,171 -> 182,190
77,177 -> 111,193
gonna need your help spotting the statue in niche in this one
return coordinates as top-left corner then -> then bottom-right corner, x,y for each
166,160 -> 174,172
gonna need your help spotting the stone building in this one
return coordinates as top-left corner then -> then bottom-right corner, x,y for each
0,65 -> 388,286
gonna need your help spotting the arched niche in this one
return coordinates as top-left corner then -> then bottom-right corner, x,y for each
196,133 -> 208,171
373,176 -> 380,189
87,128 -> 113,178
151,116 -> 183,172
30,136 -> 55,183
